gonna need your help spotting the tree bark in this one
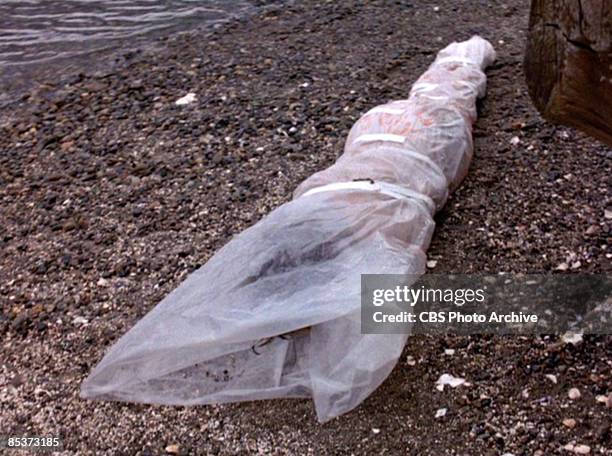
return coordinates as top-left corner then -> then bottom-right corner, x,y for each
524,0 -> 612,146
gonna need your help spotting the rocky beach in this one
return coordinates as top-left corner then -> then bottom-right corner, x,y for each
0,0 -> 610,454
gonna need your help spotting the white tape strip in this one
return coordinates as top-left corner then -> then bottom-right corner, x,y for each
378,182 -> 436,214
412,80 -> 476,99
351,132 -> 448,186
454,80 -> 479,92
301,180 -> 435,215
411,82 -> 439,92
354,133 -> 405,144
365,106 -> 405,116
415,94 -> 447,100
435,56 -> 477,66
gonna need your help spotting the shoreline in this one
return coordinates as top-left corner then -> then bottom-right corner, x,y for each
0,0 -> 286,109
1,0 -> 610,454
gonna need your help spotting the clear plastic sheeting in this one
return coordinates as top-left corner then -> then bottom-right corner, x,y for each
81,36 -> 496,422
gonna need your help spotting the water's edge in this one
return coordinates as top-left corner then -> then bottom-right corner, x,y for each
1,1 -> 285,107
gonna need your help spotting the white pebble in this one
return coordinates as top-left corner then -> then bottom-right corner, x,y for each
510,136 -> 520,145
371,428 -> 380,434
444,349 -> 455,356
435,408 -> 447,418
562,333 -> 583,346
72,316 -> 88,325
165,444 -> 180,454
426,260 -> 438,269
521,388 -> 530,399
436,373 -> 466,391
545,374 -> 557,384
574,444 -> 591,454
562,418 -> 576,429
568,388 -> 581,400
175,93 -> 196,105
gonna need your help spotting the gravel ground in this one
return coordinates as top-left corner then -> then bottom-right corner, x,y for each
1,0 -> 610,454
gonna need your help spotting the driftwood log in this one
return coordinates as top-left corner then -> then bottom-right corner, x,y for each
524,0 -> 611,146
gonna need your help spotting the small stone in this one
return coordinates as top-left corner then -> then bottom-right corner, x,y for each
97,277 -> 109,287
435,407 -> 447,418
165,444 -> 180,454
433,6 -> 440,12
595,394 -> 607,404
426,260 -> 438,269
212,152 -> 225,165
72,316 -> 88,326
9,374 -> 24,387
406,355 -> 416,366
31,303 -> 44,316
371,428 -> 380,434
570,261 -> 581,270
562,333 -> 583,345
564,443 -> 575,452
556,262 -> 569,271
60,140 -> 74,151
444,348 -> 455,356
568,388 -> 581,400
510,136 -> 520,145
574,444 -> 591,454
585,225 -> 598,235
562,418 -> 577,429
129,80 -> 143,90
604,209 -> 612,220
12,315 -> 30,333
521,388 -> 530,399
436,373 -> 466,391
175,93 -> 196,106
545,374 -> 557,384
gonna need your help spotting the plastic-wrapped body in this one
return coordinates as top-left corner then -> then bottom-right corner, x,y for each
81,36 -> 496,422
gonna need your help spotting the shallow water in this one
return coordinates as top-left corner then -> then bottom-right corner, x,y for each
0,0 -> 255,100
0,0 -> 253,66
